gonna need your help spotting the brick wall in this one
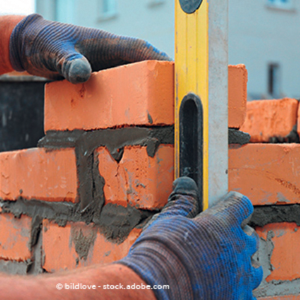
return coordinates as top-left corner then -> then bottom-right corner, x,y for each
229,97 -> 300,299
0,60 -> 297,298
0,61 -> 175,274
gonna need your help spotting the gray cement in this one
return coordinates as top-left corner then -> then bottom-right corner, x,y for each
228,128 -> 251,145
250,205 -> 300,227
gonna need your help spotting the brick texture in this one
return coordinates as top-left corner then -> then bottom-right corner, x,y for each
44,61 -> 174,131
0,148 -> 77,202
42,220 -> 141,272
0,213 -> 32,261
228,64 -> 248,129
45,62 -> 247,132
229,144 -> 300,205
240,98 -> 298,142
256,222 -> 300,282
97,145 -> 174,209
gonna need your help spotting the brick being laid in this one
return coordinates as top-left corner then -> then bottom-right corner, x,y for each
42,220 -> 141,272
0,148 -> 77,202
240,98 -> 299,142
0,213 -> 32,261
96,145 -> 174,210
45,61 -> 247,131
229,144 -> 300,205
44,60 -> 174,131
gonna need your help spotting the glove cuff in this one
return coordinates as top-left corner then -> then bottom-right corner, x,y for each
117,234 -> 195,300
9,14 -> 45,71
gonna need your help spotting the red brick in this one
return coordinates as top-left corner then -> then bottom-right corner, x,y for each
0,213 -> 31,261
42,220 -> 141,272
45,62 -> 247,131
44,61 -> 174,131
228,64 -> 248,128
229,144 -> 300,205
240,98 -> 298,142
256,223 -> 300,282
0,148 -> 77,202
97,145 -> 174,209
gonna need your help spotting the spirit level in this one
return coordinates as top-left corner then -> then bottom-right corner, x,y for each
175,0 -> 228,210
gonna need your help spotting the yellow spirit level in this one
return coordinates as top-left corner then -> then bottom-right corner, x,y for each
175,0 -> 228,210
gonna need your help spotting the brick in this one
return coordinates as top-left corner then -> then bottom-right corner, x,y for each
240,98 -> 298,142
44,61 -> 174,131
0,213 -> 31,261
0,148 -> 77,202
97,145 -> 174,209
42,220 -> 141,272
256,223 -> 300,282
45,62 -> 247,131
229,144 -> 300,205
228,64 -> 248,128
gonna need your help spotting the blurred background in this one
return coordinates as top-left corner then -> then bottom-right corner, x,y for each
1,0 -> 300,151
2,0 -> 299,101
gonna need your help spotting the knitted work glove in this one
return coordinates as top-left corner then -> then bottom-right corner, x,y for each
119,177 -> 263,300
9,14 -> 171,84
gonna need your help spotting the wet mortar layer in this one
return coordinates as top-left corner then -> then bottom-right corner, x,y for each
228,128 -> 251,145
250,204 -> 300,227
0,198 -> 154,244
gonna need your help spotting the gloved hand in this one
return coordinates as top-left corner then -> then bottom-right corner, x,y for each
119,177 -> 263,300
9,14 -> 171,84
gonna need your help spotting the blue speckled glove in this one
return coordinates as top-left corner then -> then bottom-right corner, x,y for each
9,14 -> 171,84
119,177 -> 263,300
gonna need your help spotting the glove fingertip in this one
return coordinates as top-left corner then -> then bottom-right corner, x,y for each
67,58 -> 92,84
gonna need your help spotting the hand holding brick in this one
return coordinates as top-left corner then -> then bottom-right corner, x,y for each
9,14 -> 171,84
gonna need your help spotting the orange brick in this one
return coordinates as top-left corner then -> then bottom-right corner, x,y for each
228,64 -> 248,128
0,213 -> 31,261
42,220 -> 141,272
229,144 -> 300,205
97,145 -> 174,209
44,61 -> 174,131
256,223 -> 300,282
240,98 -> 298,142
0,148 -> 77,202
